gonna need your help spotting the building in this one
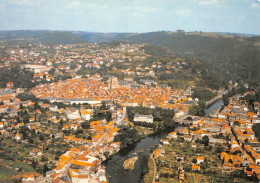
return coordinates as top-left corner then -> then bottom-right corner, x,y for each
119,80 -> 131,89
6,82 -> 14,88
46,61 -> 52,66
134,114 -> 153,123
69,169 -> 89,183
21,64 -> 53,73
80,109 -> 91,120
108,77 -> 119,90
140,79 -> 154,85
22,174 -> 35,182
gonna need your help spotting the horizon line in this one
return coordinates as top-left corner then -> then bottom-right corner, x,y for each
0,29 -> 259,36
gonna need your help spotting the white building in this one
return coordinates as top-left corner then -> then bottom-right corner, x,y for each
64,108 -> 81,120
21,64 -> 53,73
70,99 -> 101,105
134,114 -> 153,123
70,169 -> 89,183
80,110 -> 91,121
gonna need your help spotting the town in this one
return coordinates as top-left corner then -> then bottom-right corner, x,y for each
0,40 -> 260,183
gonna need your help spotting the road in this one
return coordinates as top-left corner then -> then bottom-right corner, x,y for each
150,153 -> 157,183
115,111 -> 126,126
64,115 -> 122,181
63,111 -> 127,181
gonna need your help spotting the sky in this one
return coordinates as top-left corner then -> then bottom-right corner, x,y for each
0,0 -> 260,34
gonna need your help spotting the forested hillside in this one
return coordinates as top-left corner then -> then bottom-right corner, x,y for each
0,31 -> 87,45
40,32 -> 86,45
113,31 -> 260,87
0,66 -> 34,88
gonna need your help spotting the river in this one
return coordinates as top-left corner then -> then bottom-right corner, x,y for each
205,99 -> 223,116
103,132 -> 168,183
104,99 -> 223,183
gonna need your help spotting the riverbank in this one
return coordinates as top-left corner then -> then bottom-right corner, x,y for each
115,125 -> 178,152
205,99 -> 224,116
206,95 -> 223,108
103,98 -> 225,183
103,126 -> 176,183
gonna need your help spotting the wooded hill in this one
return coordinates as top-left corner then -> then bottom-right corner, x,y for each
112,31 -> 260,88
0,30 -> 87,45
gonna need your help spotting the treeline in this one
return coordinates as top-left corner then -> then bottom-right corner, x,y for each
188,101 -> 206,117
114,126 -> 140,147
113,31 -> 260,88
252,124 -> 260,141
0,30 -> 87,45
40,32 -> 87,45
127,106 -> 175,129
192,88 -> 216,101
16,93 -> 50,104
0,66 -> 35,88
140,45 -> 175,57
127,106 -> 174,121
222,85 -> 248,106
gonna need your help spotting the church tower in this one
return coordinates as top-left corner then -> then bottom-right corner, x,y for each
108,76 -> 119,90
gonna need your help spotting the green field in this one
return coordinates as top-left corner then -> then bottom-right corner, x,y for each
0,160 -> 36,181
0,165 -> 14,180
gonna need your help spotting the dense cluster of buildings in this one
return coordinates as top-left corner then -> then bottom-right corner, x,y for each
155,91 -> 260,181
31,78 -> 197,117
0,82 -> 127,183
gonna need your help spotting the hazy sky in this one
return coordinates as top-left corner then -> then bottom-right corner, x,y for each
0,0 -> 260,34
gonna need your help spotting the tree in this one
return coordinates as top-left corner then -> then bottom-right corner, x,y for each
16,93 -> 38,102
104,151 -> 110,159
19,104 -> 24,109
163,117 -> 174,129
39,134 -> 45,141
202,135 -> 209,146
114,126 -> 140,147
200,161 -> 208,170
188,105 -> 199,115
48,68 -> 55,74
208,145 -> 213,151
81,121 -> 90,129
0,66 -> 35,88
253,123 -> 260,140
106,111 -> 112,122
192,158 -> 197,164
218,133 -> 224,138
215,146 -> 224,153
16,116 -> 21,123
31,158 -> 38,169
100,102 -> 107,110
234,121 -> 240,126
222,95 -> 229,106
75,129 -> 83,138
41,155 -> 48,162
22,110 -> 30,124
234,150 -> 242,155
34,102 -> 40,110
59,119 -> 64,127
19,126 -> 29,139
192,88 -> 216,101
188,101 -> 206,116
42,163 -> 49,177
